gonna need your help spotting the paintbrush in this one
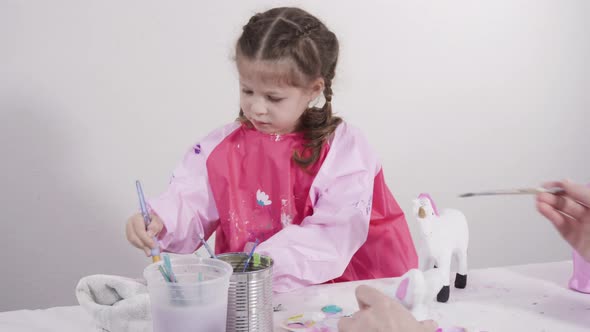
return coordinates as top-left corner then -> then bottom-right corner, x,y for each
242,239 -> 260,272
198,233 -> 217,259
136,180 -> 161,263
459,187 -> 564,198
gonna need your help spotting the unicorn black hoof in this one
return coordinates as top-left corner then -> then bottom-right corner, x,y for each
455,273 -> 467,289
436,285 -> 450,303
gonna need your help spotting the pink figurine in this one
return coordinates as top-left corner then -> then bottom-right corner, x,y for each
570,250 -> 590,293
569,183 -> 590,294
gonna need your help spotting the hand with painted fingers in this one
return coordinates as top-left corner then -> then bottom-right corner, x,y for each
338,285 -> 438,332
536,180 -> 590,261
125,212 -> 164,257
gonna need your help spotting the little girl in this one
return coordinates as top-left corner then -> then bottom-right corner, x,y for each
126,6 -> 418,292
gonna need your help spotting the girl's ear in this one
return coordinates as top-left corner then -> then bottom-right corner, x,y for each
308,77 -> 325,101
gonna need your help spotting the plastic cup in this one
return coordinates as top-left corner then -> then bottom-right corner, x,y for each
144,255 -> 233,332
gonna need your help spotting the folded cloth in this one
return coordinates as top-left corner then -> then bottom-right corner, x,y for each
75,275 -> 151,332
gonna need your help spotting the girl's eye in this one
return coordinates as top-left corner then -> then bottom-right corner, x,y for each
267,96 -> 284,103
241,89 -> 253,95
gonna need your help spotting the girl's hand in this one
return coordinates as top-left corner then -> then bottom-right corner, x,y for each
125,213 -> 164,257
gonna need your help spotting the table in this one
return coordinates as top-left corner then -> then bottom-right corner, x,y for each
1,261 -> 589,331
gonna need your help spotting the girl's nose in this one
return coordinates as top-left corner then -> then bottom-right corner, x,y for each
251,100 -> 267,116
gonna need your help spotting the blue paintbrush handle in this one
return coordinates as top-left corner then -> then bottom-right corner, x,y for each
136,180 -> 161,261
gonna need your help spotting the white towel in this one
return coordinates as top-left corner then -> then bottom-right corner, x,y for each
75,274 -> 151,332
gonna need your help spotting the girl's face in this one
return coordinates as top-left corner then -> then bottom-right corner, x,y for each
237,58 -> 322,135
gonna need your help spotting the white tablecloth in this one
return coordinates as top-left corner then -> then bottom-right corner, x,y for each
1,261 -> 589,331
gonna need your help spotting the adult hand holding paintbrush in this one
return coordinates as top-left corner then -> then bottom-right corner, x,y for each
536,179 -> 590,262
459,180 -> 590,261
126,181 -> 164,261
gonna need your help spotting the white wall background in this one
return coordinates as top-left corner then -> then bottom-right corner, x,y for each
1,0 -> 588,311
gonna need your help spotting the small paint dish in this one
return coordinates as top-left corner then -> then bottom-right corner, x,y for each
321,305 -> 343,315
280,312 -> 326,331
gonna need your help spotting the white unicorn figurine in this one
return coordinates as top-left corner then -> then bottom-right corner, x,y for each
412,193 -> 469,303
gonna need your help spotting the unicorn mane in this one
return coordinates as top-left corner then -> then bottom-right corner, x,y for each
418,193 -> 439,217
